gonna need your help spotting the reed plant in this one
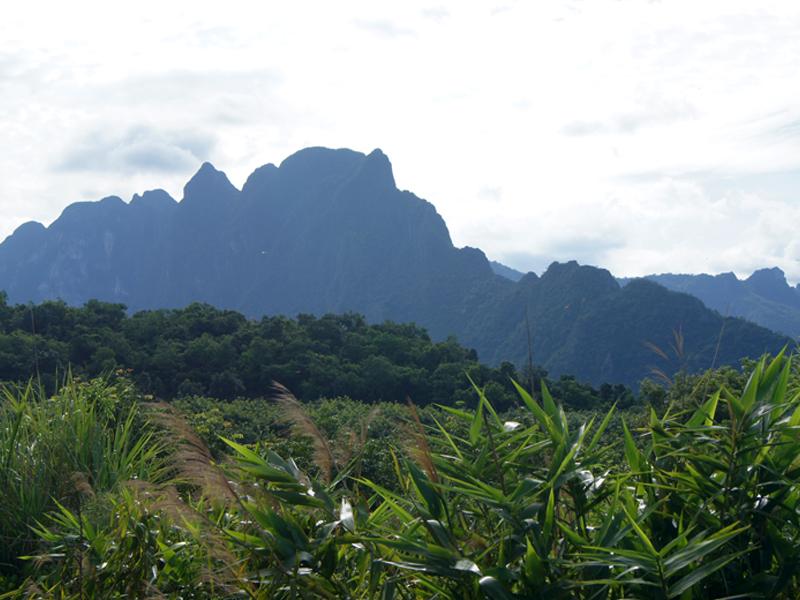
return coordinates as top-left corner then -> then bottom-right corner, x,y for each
0,376 -> 167,577
5,353 -> 800,598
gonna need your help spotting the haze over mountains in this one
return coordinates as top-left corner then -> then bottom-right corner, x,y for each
617,271 -> 800,340
492,262 -> 800,341
0,147 -> 789,387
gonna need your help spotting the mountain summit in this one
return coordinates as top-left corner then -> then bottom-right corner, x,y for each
0,147 -> 789,386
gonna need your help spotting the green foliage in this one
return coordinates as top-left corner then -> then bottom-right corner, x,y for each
7,355 -> 800,597
15,491 -> 227,598
0,377 -> 166,576
0,299 -> 633,409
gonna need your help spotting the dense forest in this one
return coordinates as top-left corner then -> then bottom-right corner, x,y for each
0,294 -> 634,410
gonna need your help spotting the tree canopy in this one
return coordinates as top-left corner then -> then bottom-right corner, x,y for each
0,296 -> 633,409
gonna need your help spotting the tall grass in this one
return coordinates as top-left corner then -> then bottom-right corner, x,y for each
5,353 -> 800,598
0,376 -> 167,575
217,351 -> 800,598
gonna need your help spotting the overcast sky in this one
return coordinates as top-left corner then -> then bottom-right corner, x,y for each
2,1 -> 800,281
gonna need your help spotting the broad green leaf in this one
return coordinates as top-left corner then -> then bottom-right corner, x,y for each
407,461 -> 443,519
760,349 -> 787,400
479,576 -> 515,600
435,404 -> 474,421
431,415 -> 464,461
543,487 -> 555,550
667,550 -> 749,598
524,537 -> 546,585
558,520 -> 589,546
512,378 -> 560,441
622,419 -> 641,473
738,358 -> 763,416
541,381 -> 562,434
424,519 -> 455,550
380,579 -> 396,600
662,523 -> 746,576
622,505 -> 657,556
687,390 -> 720,428
470,395 -> 485,444
769,356 -> 791,411
467,373 -> 503,428
586,402 -> 616,453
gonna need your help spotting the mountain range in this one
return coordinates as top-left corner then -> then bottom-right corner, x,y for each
0,147 -> 790,387
492,262 -> 800,341
617,271 -> 800,340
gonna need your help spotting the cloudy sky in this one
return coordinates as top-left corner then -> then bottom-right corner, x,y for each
2,0 -> 800,280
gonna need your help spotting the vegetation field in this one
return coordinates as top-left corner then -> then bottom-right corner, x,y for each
2,348 -> 799,598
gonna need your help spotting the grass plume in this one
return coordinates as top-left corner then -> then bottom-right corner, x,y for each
271,381 -> 336,483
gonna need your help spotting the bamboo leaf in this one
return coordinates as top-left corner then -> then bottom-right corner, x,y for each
479,576 -> 515,600
739,358 -> 763,415
687,390 -> 720,428
470,396 -> 485,444
622,418 -> 641,473
667,550 -> 750,598
587,402 -> 616,453
511,379 -> 560,441
622,505 -> 657,556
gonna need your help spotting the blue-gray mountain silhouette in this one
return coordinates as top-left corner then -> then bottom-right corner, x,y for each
0,147 -> 789,386
620,270 -> 800,339
490,261 -> 524,281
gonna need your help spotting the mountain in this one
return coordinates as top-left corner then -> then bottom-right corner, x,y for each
462,262 -> 787,387
619,269 -> 800,339
1,149 -> 496,337
490,261 -> 525,281
0,147 -> 790,387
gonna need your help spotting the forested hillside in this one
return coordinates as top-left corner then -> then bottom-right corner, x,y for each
622,268 -> 800,338
0,294 -> 633,409
0,147 -> 790,386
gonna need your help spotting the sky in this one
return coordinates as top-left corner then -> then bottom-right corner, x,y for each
2,0 -> 800,281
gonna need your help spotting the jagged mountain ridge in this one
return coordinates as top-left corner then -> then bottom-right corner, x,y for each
2,149 -> 497,334
0,147 -> 790,386
490,261 -> 524,282
619,270 -> 800,339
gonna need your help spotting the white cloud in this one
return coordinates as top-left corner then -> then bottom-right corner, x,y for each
56,126 -> 217,173
1,0 -> 800,282
352,19 -> 417,38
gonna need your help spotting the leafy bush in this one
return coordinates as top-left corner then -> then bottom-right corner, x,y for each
0,376 -> 166,576
6,353 -> 800,598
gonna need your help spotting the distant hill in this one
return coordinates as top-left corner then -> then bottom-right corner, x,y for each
619,270 -> 800,339
464,262 -> 787,387
0,147 -> 789,386
490,261 -> 525,282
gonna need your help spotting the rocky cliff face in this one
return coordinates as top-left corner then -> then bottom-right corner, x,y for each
0,148 -> 501,338
0,147 -> 790,386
